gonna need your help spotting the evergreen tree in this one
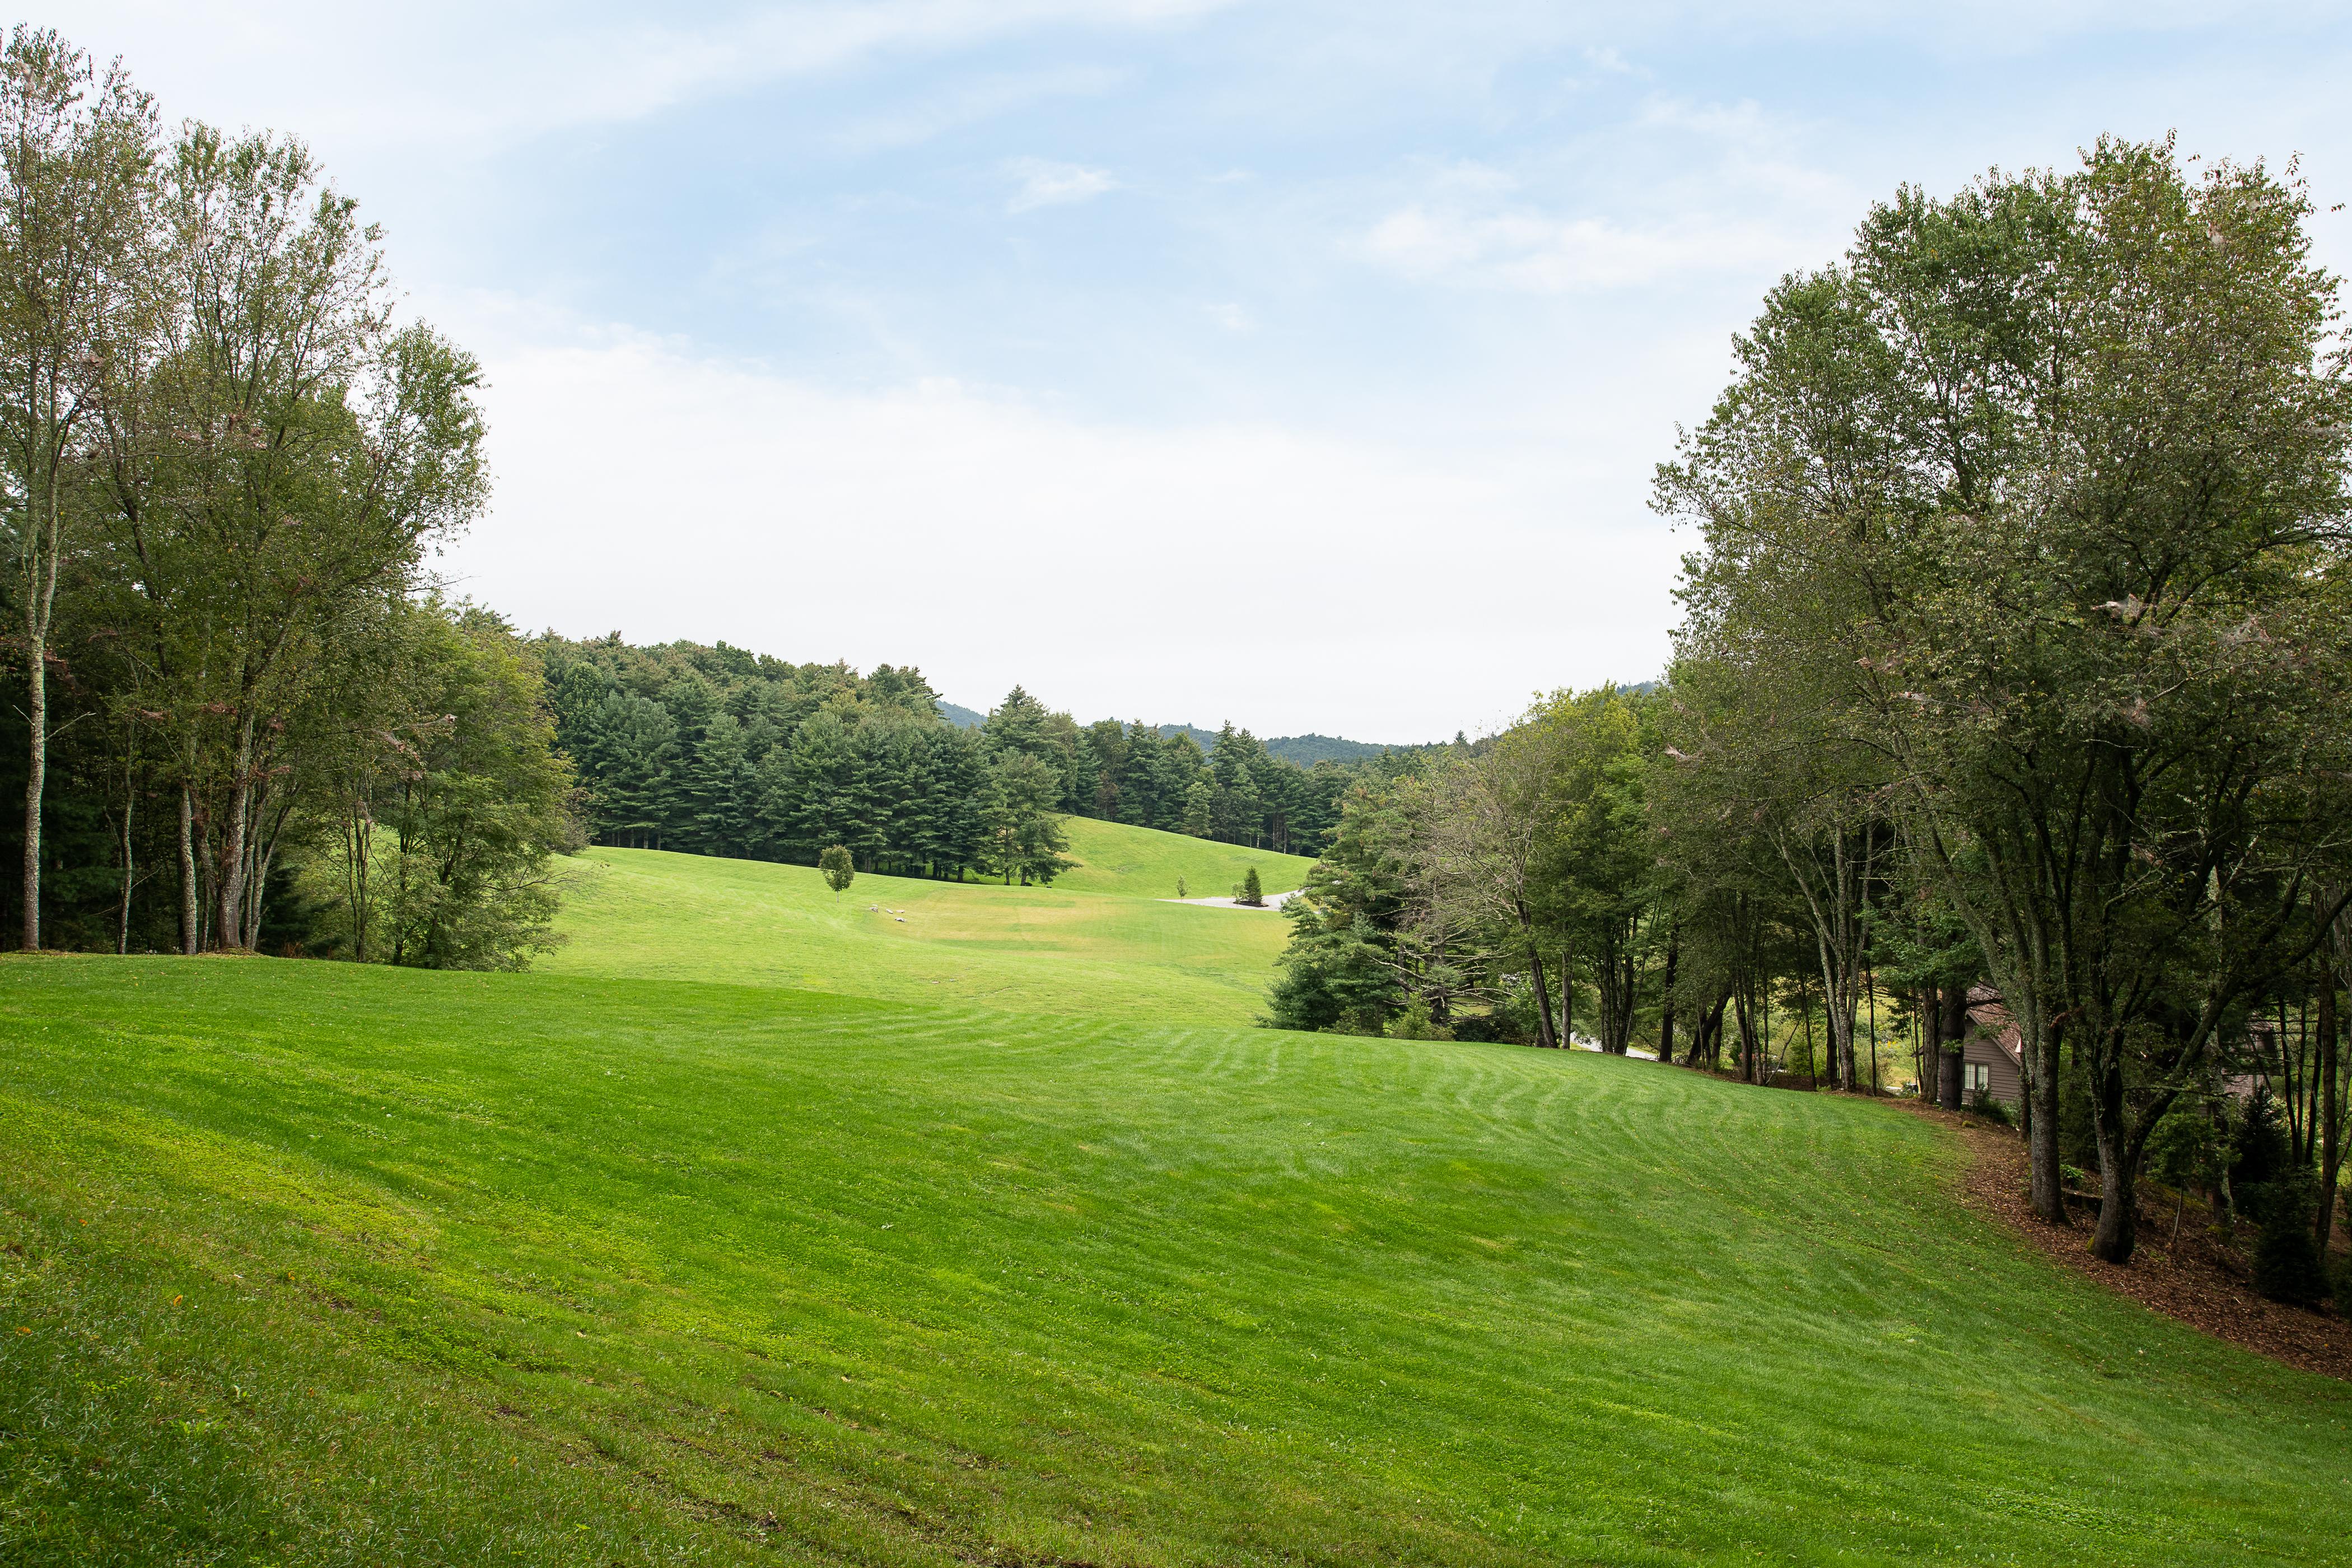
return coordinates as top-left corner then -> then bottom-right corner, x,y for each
981,752 -> 1071,885
1180,777 -> 1214,838
688,713 -> 754,858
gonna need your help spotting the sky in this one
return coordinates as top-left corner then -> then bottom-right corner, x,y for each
57,2 -> 2352,741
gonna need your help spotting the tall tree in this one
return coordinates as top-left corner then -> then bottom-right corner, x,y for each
1662,140 -> 2352,1254
0,28 -> 155,948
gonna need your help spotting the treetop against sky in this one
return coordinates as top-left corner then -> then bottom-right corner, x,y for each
61,1 -> 2352,740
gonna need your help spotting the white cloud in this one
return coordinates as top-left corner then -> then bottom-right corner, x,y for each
1359,105 -> 1859,292
62,0 -> 1236,152
438,319 -> 1679,740
1366,203 -> 1802,290
1004,157 -> 1122,212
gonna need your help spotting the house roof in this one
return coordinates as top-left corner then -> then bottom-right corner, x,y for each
1964,983 -> 2023,1068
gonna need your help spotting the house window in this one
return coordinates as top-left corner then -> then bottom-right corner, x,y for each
1966,1063 -> 1991,1094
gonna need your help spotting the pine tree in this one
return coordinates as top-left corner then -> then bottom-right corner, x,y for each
688,712 -> 753,857
1180,777 -> 1214,838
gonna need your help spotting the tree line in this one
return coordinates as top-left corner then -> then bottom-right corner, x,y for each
1272,137 -> 2352,1292
0,29 -> 572,967
542,631 -> 1366,877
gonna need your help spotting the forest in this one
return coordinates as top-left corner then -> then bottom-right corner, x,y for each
539,633 -> 1368,874
1268,136 -> 2352,1292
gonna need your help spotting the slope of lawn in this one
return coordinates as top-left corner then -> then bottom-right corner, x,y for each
1054,816 -> 1315,900
541,836 -> 1301,1025
7,955 -> 2352,1566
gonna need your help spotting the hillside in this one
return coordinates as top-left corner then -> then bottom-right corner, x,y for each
538,819 -> 1314,1025
8,956 -> 2351,1565
1056,815 -> 1314,898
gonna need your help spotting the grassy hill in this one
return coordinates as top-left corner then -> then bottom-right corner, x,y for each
538,820 -> 1313,1025
7,955 -> 2352,1565
1056,815 -> 1313,899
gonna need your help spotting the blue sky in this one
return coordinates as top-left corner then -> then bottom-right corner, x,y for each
64,2 -> 2352,740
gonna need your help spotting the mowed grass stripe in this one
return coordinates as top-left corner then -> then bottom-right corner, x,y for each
541,829 -> 1305,1024
5,955 -> 2349,1565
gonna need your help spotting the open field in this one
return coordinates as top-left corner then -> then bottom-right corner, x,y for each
1054,817 -> 1314,900
8,955 -> 2351,1565
542,819 -> 1310,1025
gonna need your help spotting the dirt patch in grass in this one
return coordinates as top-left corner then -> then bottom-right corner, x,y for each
1908,1102 -> 2352,1382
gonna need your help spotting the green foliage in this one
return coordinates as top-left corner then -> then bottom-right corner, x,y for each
2232,1087 -> 2294,1222
531,650 -> 1360,897
1262,781 -> 1415,1033
1386,994 -> 1454,1041
1659,136 -> 2352,1249
7,955 -> 2351,1565
292,604 -> 574,970
980,752 -> 1072,886
2252,1181 -> 2328,1306
1968,1089 -> 2014,1128
818,844 -> 854,894
1238,865 -> 1264,906
2145,1103 -> 2225,1198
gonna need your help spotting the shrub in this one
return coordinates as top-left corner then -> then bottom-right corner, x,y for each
1238,866 -> 1264,907
1969,1089 -> 2013,1127
1449,1013 -> 1506,1044
2232,1086 -> 2290,1193
2253,1181 -> 2327,1307
1387,996 -> 1454,1042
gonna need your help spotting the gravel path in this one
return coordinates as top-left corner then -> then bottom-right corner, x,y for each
1161,889 -> 1305,910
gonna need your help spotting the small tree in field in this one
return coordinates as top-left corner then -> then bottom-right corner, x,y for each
819,844 -> 854,894
1238,866 -> 1264,907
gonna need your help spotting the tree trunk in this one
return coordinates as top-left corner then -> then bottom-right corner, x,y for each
178,785 -> 200,956
1527,945 -> 1559,1050
2027,1018 -> 2066,1226
1657,927 -> 1678,1065
21,627 -> 43,952
2318,980 -> 2341,1257
1558,944 -> 1574,1047
18,471 -> 64,953
1938,984 -> 1967,1111
2089,1054 -> 2139,1263
216,713 -> 260,949
115,761 -> 134,955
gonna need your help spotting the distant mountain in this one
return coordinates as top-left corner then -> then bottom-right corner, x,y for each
940,704 -> 1398,764
1264,733 -> 1391,765
1155,722 -> 1222,753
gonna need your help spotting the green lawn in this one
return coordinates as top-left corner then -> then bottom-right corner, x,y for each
541,820 -> 1308,1026
1054,816 -> 1315,900
7,955 -> 2349,1565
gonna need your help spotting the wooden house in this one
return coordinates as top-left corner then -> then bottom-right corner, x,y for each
1959,983 -> 2024,1109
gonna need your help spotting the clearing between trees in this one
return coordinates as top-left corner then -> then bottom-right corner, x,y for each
538,818 -> 1315,1026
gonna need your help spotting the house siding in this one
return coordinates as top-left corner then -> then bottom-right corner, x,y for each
1962,1036 -> 2022,1107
